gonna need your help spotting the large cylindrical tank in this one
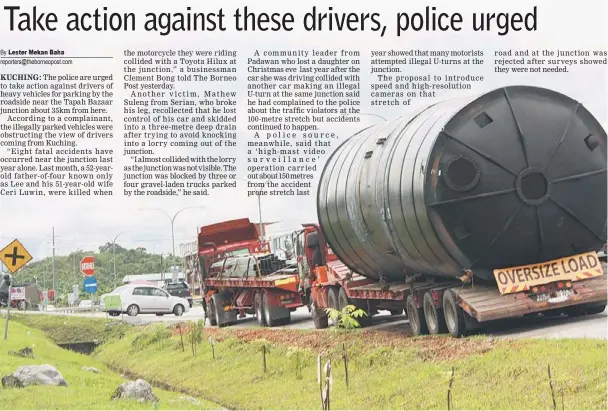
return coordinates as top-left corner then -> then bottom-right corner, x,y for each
317,86 -> 607,281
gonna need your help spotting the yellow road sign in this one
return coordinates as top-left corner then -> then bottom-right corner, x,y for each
0,239 -> 32,273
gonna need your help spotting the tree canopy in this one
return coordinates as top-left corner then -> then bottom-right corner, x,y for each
15,243 -> 182,296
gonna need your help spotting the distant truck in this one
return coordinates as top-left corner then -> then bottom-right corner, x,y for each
195,218 -> 306,327
1,282 -> 41,311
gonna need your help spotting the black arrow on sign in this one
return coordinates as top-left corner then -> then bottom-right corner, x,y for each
5,246 -> 25,266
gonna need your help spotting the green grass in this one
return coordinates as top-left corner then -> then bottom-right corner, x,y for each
0,319 -> 220,410
93,325 -> 608,410
10,313 -> 129,344
11,314 -> 608,410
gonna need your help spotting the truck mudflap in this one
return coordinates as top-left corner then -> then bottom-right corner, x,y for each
454,274 -> 607,322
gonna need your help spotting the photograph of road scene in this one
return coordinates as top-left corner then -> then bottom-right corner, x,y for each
2,83 -> 607,410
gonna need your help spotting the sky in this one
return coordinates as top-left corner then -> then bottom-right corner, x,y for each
0,0 -> 606,262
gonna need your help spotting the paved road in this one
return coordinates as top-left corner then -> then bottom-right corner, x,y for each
19,305 -> 607,339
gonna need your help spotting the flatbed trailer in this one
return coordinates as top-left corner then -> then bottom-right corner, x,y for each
303,225 -> 608,337
203,266 -> 306,328
194,218 -> 308,328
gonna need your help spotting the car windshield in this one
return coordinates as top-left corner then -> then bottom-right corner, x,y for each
112,285 -> 130,295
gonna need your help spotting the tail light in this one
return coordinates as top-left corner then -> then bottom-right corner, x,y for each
557,282 -> 564,289
540,286 -> 546,292
532,287 -> 538,293
566,281 -> 572,288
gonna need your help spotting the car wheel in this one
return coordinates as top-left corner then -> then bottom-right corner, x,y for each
126,304 -> 139,317
173,304 -> 185,316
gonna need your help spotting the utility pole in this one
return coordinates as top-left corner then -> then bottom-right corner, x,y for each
160,253 -> 164,281
73,253 -> 77,287
111,232 -> 128,289
139,206 -> 205,258
257,194 -> 264,242
52,227 -> 56,293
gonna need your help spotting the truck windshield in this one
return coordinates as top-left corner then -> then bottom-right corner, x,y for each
225,248 -> 250,256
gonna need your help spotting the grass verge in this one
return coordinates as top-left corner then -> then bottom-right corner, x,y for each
12,314 -> 608,410
93,322 -> 607,410
10,313 -> 130,344
0,318 -> 220,410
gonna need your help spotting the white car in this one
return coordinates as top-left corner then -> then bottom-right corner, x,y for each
104,284 -> 190,317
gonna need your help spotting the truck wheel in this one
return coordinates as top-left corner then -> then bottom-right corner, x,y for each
586,303 -> 606,315
263,294 -> 278,327
563,305 -> 588,317
406,295 -> 428,336
327,288 -> 339,327
254,293 -> 266,326
311,302 -> 329,329
17,300 -> 27,311
337,287 -> 349,311
207,300 -> 217,326
423,292 -> 447,335
443,290 -> 466,338
565,302 -> 607,316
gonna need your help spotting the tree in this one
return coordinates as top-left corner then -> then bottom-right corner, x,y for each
16,244 -> 183,296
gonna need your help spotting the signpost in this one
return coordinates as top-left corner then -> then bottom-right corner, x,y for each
80,256 -> 95,277
82,276 -> 98,294
103,294 -> 122,311
0,239 -> 33,274
0,239 -> 32,340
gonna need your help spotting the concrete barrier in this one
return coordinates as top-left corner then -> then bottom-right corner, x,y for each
53,306 -> 103,314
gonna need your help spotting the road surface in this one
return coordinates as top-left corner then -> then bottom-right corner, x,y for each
18,305 -> 608,339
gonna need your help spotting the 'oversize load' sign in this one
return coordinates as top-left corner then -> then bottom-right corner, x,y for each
80,256 -> 95,277
493,252 -> 604,295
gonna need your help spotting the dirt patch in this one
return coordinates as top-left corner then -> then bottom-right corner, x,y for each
168,324 -> 499,361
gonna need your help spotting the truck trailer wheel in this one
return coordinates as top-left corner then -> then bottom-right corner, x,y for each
565,302 -> 606,317
586,303 -> 606,315
406,295 -> 428,336
311,302 -> 329,329
423,292 -> 447,335
212,293 -> 237,328
206,300 -> 217,326
337,287 -> 371,328
263,294 -> 290,326
443,290 -> 467,338
254,292 -> 266,326
327,288 -> 340,327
